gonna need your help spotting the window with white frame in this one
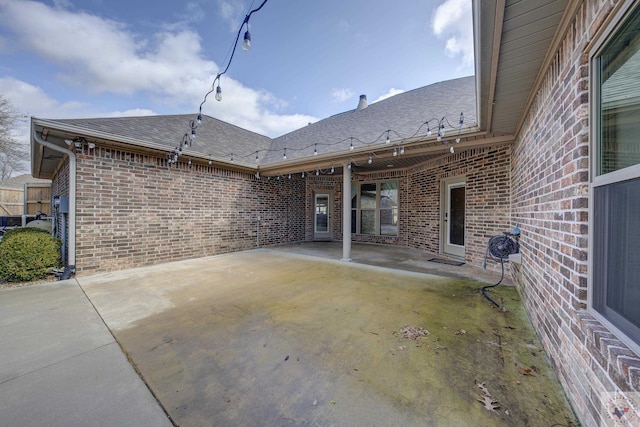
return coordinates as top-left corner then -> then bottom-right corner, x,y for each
351,181 -> 398,236
591,3 -> 640,348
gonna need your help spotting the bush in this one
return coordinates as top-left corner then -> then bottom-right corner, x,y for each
2,226 -> 51,240
0,230 -> 61,282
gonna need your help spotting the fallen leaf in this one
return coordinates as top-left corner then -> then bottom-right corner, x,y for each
224,396 -> 231,403
476,382 -> 490,396
518,367 -> 535,376
399,325 -> 430,340
477,395 -> 500,413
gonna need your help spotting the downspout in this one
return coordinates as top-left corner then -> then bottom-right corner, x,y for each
32,125 -> 76,279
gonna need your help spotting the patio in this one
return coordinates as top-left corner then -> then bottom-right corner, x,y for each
78,244 -> 578,426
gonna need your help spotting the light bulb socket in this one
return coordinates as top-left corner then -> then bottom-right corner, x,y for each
242,31 -> 251,51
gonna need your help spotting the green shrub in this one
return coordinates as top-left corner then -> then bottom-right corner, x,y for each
0,230 -> 61,282
2,226 -> 51,241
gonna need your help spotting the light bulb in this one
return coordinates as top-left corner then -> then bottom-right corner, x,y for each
302,171 -> 305,178
288,174 -> 291,179
191,129 -> 196,139
368,156 -> 372,164
449,146 -> 455,154
314,144 -> 317,155
316,169 -> 319,176
208,159 -> 212,165
197,113 -> 202,125
456,137 -> 460,143
400,146 -> 405,155
242,31 -> 251,51
283,149 -> 287,160
427,125 -> 432,136
440,124 -> 446,137
350,140 -> 354,150
231,154 -> 234,163
348,163 -> 351,169
393,147 -> 397,157
330,165 -> 334,173
215,85 -> 222,101
386,131 -> 390,144
256,171 -> 260,179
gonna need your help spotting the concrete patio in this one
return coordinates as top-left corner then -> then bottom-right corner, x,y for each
72,244 -> 578,426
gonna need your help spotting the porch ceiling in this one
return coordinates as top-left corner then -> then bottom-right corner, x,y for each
476,0 -> 577,137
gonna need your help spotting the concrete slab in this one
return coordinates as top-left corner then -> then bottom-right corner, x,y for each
0,281 -> 171,427
80,249 -> 579,426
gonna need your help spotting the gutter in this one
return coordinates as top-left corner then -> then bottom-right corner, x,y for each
31,124 -> 76,279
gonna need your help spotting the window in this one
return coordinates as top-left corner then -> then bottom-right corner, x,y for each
351,181 -> 398,235
591,3 -> 640,348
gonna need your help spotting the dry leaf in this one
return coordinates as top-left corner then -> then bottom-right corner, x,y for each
224,396 -> 231,403
476,382 -> 490,396
477,395 -> 500,413
399,325 -> 430,340
518,366 -> 535,376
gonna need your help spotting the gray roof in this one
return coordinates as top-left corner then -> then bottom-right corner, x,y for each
265,76 -> 476,163
0,174 -> 51,190
32,76 -> 477,175
46,114 -> 272,168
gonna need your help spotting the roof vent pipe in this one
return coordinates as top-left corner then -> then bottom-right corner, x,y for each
356,94 -> 367,110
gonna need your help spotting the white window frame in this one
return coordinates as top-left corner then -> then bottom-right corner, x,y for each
351,180 -> 399,236
588,0 -> 640,355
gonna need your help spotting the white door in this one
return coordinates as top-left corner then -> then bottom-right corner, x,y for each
442,177 -> 465,257
314,193 -> 331,240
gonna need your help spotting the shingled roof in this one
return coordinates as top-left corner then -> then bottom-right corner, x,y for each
44,114 -> 272,168
33,76 -> 476,171
265,76 -> 476,163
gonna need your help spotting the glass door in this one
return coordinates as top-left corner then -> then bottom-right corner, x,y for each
442,177 -> 465,257
314,193 -> 331,240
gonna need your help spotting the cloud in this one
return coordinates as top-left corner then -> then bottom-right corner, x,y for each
331,88 -> 355,103
0,1 -> 216,98
0,1 -> 317,138
216,0 -> 245,31
373,88 -> 405,103
432,0 -> 474,67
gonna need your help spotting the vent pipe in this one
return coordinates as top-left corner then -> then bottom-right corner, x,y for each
356,94 -> 367,110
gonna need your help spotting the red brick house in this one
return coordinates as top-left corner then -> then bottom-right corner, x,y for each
30,0 -> 640,425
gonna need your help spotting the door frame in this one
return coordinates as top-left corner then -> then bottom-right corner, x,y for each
313,191 -> 332,241
441,176 -> 466,258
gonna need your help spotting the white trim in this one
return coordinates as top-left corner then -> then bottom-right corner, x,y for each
588,0 -> 640,354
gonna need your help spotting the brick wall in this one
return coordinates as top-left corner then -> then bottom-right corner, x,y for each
73,146 -> 305,274
407,146 -> 512,271
511,1 -> 640,425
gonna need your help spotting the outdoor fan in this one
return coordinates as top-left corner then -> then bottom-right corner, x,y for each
481,228 -> 520,307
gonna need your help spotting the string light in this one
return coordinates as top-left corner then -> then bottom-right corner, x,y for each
386,130 -> 390,144
368,155 -> 372,164
169,111 -> 467,172
242,29 -> 251,52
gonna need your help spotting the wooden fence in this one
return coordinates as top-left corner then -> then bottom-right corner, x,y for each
0,184 -> 51,216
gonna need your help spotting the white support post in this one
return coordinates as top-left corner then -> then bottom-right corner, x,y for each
342,163 -> 352,261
